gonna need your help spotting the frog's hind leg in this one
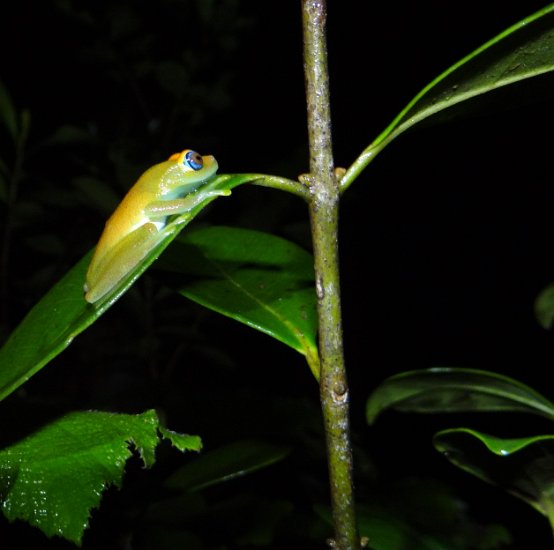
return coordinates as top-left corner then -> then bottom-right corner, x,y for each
85,223 -> 160,303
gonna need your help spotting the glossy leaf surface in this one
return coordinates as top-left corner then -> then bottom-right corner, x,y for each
159,226 -> 320,378
0,174 -> 255,402
366,368 -> 554,424
0,409 -> 200,544
434,428 -> 554,520
342,4 -> 554,189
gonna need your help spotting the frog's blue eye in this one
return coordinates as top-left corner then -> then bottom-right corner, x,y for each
184,150 -> 203,171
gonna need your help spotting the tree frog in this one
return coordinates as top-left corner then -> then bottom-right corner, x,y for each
84,149 -> 226,303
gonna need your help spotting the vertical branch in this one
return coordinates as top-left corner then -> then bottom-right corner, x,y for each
301,1 -> 359,549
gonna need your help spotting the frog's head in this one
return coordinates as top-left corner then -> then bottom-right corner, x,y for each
169,149 -> 218,180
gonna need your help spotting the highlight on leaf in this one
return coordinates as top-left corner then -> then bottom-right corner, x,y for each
341,4 -> 554,191
0,409 -> 200,545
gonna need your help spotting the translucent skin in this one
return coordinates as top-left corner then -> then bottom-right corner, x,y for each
84,150 -> 219,303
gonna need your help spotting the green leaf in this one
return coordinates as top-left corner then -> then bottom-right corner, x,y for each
534,282 -> 554,329
366,368 -> 554,424
0,174 -> 256,402
317,479 -> 511,549
165,439 -> 290,492
0,81 -> 18,139
341,4 -> 554,190
356,507 -> 458,550
37,124 -> 94,149
158,226 -> 320,378
0,252 -> 94,403
159,427 -> 202,454
434,428 -> 554,523
357,506 -> 465,550
0,409 -> 201,544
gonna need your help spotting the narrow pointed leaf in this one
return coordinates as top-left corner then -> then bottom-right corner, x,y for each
0,174 -> 255,402
342,4 -> 554,189
165,440 -> 290,492
158,226 -> 320,378
0,409 -> 201,544
434,428 -> 554,520
366,368 -> 554,424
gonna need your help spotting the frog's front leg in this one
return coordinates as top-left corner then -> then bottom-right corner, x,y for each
85,188 -> 231,303
145,188 -> 231,218
85,223 -> 162,303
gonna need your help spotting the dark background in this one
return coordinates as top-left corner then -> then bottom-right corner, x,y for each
1,1 -> 554,548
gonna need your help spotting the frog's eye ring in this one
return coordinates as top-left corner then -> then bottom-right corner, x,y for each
184,150 -> 204,171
